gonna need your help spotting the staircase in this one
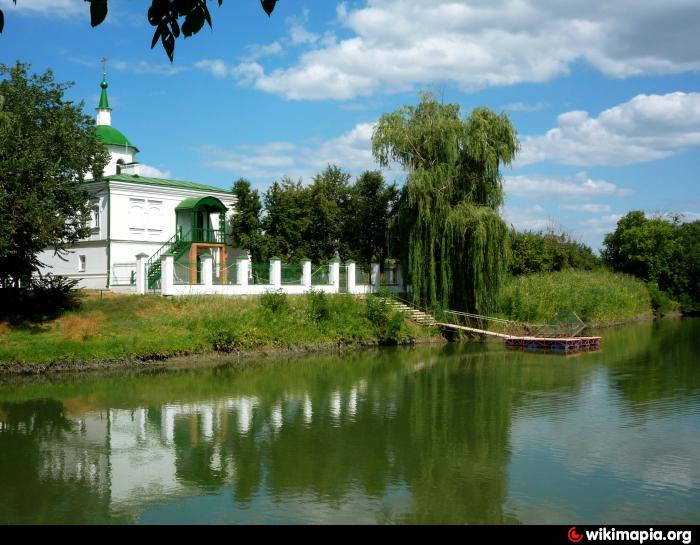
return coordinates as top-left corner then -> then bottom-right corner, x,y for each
382,298 -> 438,327
146,232 -> 193,289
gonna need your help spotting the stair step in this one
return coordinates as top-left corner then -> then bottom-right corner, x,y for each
378,298 -> 438,327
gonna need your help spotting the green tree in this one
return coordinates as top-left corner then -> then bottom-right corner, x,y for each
0,1 -> 278,62
0,62 -> 109,288
230,178 -> 265,262
670,220 -> 700,312
373,93 -> 519,312
603,211 -> 700,312
346,170 -> 398,266
306,165 -> 352,262
602,211 -> 676,284
261,177 -> 312,262
509,228 -> 598,276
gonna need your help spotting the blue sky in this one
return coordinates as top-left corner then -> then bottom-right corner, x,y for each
1,0 -> 699,249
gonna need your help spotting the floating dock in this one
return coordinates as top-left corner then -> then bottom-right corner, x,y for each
504,336 -> 601,351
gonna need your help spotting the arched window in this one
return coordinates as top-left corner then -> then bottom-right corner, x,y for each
116,158 -> 125,175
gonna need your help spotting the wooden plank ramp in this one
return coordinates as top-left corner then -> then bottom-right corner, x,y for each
436,322 -> 601,350
383,297 -> 601,351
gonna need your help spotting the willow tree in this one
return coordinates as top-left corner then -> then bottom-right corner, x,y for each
372,93 -> 519,313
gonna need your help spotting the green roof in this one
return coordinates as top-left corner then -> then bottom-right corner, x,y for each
98,77 -> 110,109
95,125 -> 138,151
105,174 -> 227,193
175,196 -> 227,212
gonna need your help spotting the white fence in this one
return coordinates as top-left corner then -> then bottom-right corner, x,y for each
135,254 -> 402,297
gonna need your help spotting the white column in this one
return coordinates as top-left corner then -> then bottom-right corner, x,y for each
201,406 -> 214,440
396,263 -> 403,291
302,258 -> 312,289
135,252 -> 148,295
371,262 -> 381,293
162,405 -> 175,444
237,257 -> 249,286
161,253 -> 174,296
330,259 -> 340,293
346,261 -> 356,294
200,253 -> 213,288
270,257 -> 281,288
303,395 -> 313,425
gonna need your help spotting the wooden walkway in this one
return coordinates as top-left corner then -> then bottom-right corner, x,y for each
385,299 -> 601,351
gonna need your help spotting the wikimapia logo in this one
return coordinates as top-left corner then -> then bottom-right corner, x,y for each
567,527 -> 693,544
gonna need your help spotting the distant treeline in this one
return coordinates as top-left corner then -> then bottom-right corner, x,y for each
603,211 -> 699,313
508,228 -> 598,275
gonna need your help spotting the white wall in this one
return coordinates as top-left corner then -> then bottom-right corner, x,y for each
110,241 -> 165,287
108,182 -> 235,245
104,145 -> 136,177
36,243 -> 108,289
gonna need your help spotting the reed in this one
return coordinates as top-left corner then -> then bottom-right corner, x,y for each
496,269 -> 653,326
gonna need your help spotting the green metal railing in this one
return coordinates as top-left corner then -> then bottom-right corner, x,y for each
311,264 -> 330,285
281,263 -> 303,285
380,264 -> 399,286
174,257 -> 198,285
250,263 -> 270,285
191,228 -> 224,244
146,228 -> 225,289
355,265 -> 371,285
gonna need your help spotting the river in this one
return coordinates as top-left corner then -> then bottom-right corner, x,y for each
0,317 -> 698,524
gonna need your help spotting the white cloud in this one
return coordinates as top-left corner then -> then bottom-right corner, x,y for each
242,41 -> 283,62
225,0 -> 700,100
502,203 -> 551,231
66,55 -> 184,76
131,61 -> 186,76
579,214 -> 624,234
194,59 -> 231,79
198,122 -> 377,181
560,203 -> 612,213
502,102 -> 550,113
0,0 -> 83,16
504,172 -> 632,200
519,92 -> 700,166
138,164 -> 171,179
679,211 -> 700,222
287,9 -> 319,46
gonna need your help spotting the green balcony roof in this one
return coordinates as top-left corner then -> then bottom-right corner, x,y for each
176,196 -> 227,212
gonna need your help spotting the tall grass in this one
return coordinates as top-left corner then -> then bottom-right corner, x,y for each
0,292 -> 429,365
496,269 -> 652,326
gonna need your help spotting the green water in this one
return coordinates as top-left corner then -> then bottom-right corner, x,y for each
0,318 -> 698,524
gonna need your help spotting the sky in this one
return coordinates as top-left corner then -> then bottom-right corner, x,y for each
1,0 -> 699,249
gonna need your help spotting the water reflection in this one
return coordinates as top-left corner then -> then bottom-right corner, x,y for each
0,318 -> 698,524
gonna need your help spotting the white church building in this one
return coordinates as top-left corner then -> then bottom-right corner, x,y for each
37,73 -> 238,290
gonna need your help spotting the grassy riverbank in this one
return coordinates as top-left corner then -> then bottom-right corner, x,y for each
0,292 -> 435,367
496,269 -> 653,326
0,269 -> 657,369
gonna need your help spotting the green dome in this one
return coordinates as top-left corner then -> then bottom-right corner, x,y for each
95,125 -> 138,151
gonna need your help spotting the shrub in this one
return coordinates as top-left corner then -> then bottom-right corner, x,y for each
259,289 -> 288,313
365,294 -> 391,330
0,274 -> 82,322
306,289 -> 331,323
365,294 -> 413,344
210,329 -> 238,353
647,282 -> 674,315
